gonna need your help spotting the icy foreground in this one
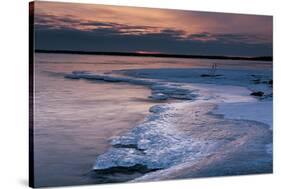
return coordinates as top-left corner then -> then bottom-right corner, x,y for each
94,103 -> 219,171
65,68 -> 272,180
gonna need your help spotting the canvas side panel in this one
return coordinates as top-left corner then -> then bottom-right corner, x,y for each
29,1 -> 35,188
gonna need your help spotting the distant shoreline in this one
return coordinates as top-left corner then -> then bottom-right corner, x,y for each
35,49 -> 272,62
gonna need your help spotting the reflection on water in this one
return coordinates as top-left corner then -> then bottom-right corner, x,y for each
33,53 -> 272,187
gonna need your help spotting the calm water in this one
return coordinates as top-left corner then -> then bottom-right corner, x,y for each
33,53 -> 272,187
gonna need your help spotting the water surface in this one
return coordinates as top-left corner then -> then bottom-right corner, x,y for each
33,53 -> 272,186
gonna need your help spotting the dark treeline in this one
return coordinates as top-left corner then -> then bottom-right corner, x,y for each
35,49 -> 273,61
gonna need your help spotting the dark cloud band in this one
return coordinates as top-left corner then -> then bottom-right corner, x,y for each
34,13 -> 272,56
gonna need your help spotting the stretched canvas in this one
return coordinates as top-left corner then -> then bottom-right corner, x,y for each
29,1 -> 273,187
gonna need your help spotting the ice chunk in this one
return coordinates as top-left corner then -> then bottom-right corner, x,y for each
94,148 -> 145,170
149,93 -> 168,100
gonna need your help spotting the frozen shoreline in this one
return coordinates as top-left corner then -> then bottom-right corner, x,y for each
119,68 -> 272,129
65,67 -> 272,181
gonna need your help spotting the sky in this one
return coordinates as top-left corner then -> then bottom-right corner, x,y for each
33,1 -> 273,56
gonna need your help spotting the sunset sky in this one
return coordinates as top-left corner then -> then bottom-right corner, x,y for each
33,1 -> 273,56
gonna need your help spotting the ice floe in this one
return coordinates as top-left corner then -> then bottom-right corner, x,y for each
120,68 -> 273,99
93,103 -> 219,171
65,71 -> 196,101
